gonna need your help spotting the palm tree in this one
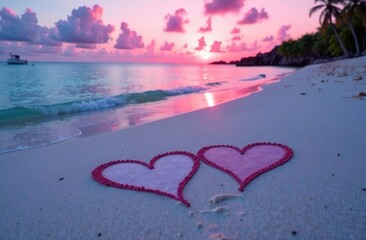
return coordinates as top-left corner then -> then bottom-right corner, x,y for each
310,0 -> 350,57
352,0 -> 366,28
342,0 -> 363,55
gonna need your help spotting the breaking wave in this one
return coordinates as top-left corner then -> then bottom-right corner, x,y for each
0,85 -> 208,126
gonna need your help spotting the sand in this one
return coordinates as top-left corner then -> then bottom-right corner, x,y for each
1,56 -> 366,240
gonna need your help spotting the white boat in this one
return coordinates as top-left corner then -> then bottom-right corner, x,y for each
7,53 -> 28,65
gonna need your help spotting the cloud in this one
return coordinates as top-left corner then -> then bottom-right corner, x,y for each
198,17 -> 212,33
53,4 -> 114,44
146,40 -> 156,52
75,43 -> 97,49
64,46 -> 77,56
210,41 -> 224,52
114,22 -> 144,49
34,27 -> 62,46
29,45 -> 63,54
249,41 -> 259,51
195,36 -> 207,51
97,48 -> 108,56
0,40 -> 63,56
232,35 -> 241,41
262,35 -> 274,42
230,27 -> 241,34
0,7 -> 62,47
0,7 -> 38,41
0,41 -> 25,55
204,0 -> 245,15
277,25 -> 291,42
227,41 -> 259,52
0,41 -> 16,54
140,40 -> 156,58
237,7 -> 269,25
164,8 -> 188,33
227,42 -> 247,52
160,41 -> 175,51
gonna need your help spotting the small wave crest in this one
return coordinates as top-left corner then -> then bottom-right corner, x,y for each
205,81 -> 226,87
0,107 -> 44,126
0,124 -> 81,154
164,86 -> 207,95
33,96 -> 128,116
241,74 -> 266,81
0,86 -> 207,125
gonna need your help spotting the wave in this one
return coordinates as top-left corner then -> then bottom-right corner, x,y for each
205,81 -> 226,87
0,85 -> 208,126
241,74 -> 266,81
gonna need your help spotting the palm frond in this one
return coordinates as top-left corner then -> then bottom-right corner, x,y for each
310,4 -> 326,17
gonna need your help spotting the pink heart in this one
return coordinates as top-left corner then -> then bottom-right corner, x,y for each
198,142 -> 293,191
92,151 -> 200,207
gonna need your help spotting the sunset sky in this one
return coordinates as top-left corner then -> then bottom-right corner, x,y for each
0,0 -> 320,63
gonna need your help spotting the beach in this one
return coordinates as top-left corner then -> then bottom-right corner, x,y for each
1,56 -> 365,239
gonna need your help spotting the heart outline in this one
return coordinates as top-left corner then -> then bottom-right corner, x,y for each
197,142 -> 293,191
92,151 -> 200,207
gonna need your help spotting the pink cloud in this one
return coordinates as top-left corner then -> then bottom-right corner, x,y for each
227,42 -> 247,52
237,7 -> 269,25
53,5 -> 114,44
227,41 -> 259,52
114,22 -> 144,49
0,41 -> 62,56
64,46 -> 77,56
262,35 -> 274,42
232,35 -> 241,41
210,41 -> 224,52
0,41 -> 13,54
204,0 -> 245,15
249,41 -> 259,51
97,48 -> 108,56
277,25 -> 291,42
76,43 -> 97,49
160,41 -> 175,51
164,8 -> 188,33
29,45 -> 63,54
146,40 -> 156,52
195,36 -> 207,51
198,17 -> 212,33
230,27 -> 241,34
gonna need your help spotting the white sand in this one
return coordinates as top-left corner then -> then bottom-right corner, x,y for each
1,57 -> 366,239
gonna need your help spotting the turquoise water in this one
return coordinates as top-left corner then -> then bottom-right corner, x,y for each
0,62 -> 295,153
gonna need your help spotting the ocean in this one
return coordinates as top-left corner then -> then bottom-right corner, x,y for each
0,62 -> 295,153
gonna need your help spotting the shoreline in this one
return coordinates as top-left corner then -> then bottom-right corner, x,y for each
0,65 -> 294,154
1,56 -> 365,239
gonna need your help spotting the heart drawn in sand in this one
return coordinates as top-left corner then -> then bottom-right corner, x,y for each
197,142 -> 293,191
92,151 -> 200,207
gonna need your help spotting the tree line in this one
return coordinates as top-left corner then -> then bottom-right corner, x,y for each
279,0 -> 366,59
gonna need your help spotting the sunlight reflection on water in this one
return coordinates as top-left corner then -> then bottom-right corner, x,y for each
0,63 -> 295,153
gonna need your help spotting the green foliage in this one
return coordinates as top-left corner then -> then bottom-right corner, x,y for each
278,40 -> 300,59
313,37 -> 329,57
279,33 -> 320,59
340,27 -> 355,51
328,35 -> 344,56
278,0 -> 365,59
298,34 -> 318,55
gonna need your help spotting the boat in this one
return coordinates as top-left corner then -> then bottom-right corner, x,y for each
7,53 -> 28,65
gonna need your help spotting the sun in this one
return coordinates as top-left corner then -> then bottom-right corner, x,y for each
196,51 -> 210,61
202,52 -> 210,60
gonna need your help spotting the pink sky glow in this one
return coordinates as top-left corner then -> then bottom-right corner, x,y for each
0,0 -> 320,63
